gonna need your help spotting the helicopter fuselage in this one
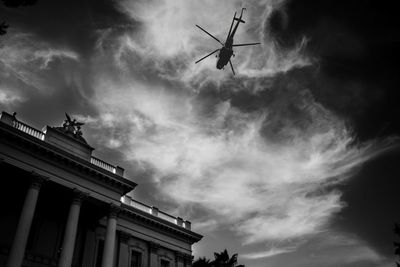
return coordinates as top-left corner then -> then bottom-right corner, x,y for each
216,29 -> 235,69
217,46 -> 233,69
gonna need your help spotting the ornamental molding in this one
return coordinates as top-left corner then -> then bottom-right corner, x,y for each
0,123 -> 136,195
108,203 -> 122,219
119,205 -> 203,244
175,252 -> 185,262
72,188 -> 88,205
30,171 -> 49,190
119,231 -> 131,243
148,241 -> 160,254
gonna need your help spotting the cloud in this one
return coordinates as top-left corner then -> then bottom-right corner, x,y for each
0,87 -> 26,106
61,0 -> 398,256
32,0 -> 394,259
242,247 -> 295,259
85,55 -> 395,248
2,0 -> 397,262
0,32 -> 79,102
307,232 -> 387,265
116,0 -> 311,86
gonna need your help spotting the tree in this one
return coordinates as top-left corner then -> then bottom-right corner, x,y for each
394,223 -> 400,266
193,257 -> 212,267
1,0 -> 38,35
193,249 -> 245,267
211,249 -> 244,267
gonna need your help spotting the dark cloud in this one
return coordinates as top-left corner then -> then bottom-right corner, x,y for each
0,0 -> 134,56
269,0 -> 400,140
266,0 -> 400,261
335,147 -> 400,258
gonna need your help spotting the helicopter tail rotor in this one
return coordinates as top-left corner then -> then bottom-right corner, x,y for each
234,17 -> 245,23
234,8 -> 246,23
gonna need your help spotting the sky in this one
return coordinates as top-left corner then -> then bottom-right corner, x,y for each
1,0 -> 400,266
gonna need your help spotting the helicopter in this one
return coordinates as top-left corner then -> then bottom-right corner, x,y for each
195,8 -> 260,75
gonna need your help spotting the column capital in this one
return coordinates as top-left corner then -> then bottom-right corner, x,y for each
183,253 -> 194,261
30,171 -> 48,190
148,241 -> 160,254
175,251 -> 184,262
72,189 -> 88,205
118,231 -> 131,243
108,204 -> 121,219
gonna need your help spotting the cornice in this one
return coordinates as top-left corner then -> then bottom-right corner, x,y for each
120,203 -> 203,244
0,121 -> 137,195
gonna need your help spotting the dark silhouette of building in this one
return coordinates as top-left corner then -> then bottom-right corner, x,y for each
0,111 -> 202,267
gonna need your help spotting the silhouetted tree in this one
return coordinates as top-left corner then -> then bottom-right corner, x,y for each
193,249 -> 245,267
394,223 -> 400,266
1,0 -> 38,35
193,257 -> 212,267
211,249 -> 245,267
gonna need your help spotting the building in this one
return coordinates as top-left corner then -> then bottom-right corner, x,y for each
0,111 -> 202,267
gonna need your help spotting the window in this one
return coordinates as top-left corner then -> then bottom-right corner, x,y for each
95,239 -> 104,267
160,259 -> 169,267
130,250 -> 142,267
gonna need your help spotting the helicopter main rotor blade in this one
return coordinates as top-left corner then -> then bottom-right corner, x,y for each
196,25 -> 224,46
229,60 -> 236,76
195,49 -> 220,64
232,42 -> 261,47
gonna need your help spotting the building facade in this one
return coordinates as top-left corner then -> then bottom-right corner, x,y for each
0,111 -> 202,267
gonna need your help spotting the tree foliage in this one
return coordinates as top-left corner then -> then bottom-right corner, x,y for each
193,257 -> 211,267
193,249 -> 245,267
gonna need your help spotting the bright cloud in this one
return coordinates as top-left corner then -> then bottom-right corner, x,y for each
242,247 -> 295,259
78,0 -> 396,259
0,87 -> 26,106
85,60 -> 394,248
116,0 -> 311,85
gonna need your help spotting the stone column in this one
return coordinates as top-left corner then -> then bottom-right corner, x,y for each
58,189 -> 86,267
117,232 -> 130,267
175,252 -> 184,267
149,242 -> 159,267
6,173 -> 46,267
101,204 -> 120,267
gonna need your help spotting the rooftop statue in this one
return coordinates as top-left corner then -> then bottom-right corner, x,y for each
60,113 -> 86,142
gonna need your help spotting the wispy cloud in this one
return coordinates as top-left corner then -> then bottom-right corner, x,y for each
242,247 -> 295,259
306,232 -> 387,265
0,32 -> 79,102
116,0 -> 311,86
2,0 -> 389,261
1,0 -> 397,260
85,60 -> 395,248
0,86 -> 26,106
69,0 -> 399,255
